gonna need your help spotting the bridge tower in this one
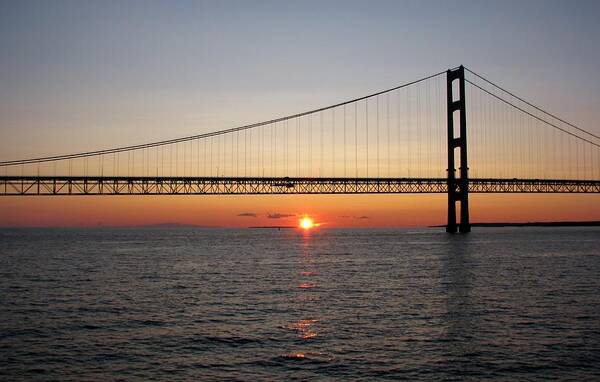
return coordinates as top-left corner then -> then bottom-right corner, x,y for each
446,65 -> 471,233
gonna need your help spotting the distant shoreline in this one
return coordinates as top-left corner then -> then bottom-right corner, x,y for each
430,221 -> 600,228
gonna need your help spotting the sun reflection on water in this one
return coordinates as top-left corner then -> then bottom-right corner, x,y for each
280,229 -> 324,360
298,282 -> 315,289
285,319 -> 319,340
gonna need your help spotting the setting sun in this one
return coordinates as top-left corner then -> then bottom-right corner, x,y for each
300,217 -> 314,230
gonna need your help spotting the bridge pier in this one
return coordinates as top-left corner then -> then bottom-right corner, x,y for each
446,66 -> 471,233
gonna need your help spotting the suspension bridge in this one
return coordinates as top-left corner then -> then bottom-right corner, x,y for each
1,66 -> 599,233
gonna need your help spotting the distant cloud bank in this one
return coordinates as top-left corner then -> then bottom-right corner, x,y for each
339,215 -> 370,219
237,212 -> 296,219
267,213 -> 295,219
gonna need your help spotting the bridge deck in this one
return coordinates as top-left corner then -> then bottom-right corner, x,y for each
1,176 -> 599,195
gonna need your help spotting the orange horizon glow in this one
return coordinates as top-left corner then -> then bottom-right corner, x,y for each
1,194 -> 599,228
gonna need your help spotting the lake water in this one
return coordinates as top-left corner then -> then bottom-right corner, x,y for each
1,227 -> 599,380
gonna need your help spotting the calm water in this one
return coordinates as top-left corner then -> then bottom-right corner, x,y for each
1,227 -> 599,381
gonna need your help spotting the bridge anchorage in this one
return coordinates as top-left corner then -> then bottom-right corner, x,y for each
1,66 -> 600,232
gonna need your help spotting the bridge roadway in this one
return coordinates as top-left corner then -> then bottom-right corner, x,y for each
1,176 -> 599,195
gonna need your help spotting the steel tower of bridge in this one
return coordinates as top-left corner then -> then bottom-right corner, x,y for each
446,66 -> 470,233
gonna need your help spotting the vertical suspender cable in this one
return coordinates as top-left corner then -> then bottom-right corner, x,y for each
332,108 -> 335,177
355,102 -> 358,178
387,92 -> 390,177
376,95 -> 379,178
366,98 -> 369,178
344,104 -> 347,178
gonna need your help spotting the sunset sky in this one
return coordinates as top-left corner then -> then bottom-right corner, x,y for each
1,0 -> 600,227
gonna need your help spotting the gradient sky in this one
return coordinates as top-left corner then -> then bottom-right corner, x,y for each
1,0 -> 599,227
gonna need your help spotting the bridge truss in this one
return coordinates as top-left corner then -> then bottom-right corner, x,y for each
1,176 -> 599,196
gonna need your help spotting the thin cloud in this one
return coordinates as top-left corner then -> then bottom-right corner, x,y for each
267,213 -> 295,219
339,215 -> 370,219
237,212 -> 257,218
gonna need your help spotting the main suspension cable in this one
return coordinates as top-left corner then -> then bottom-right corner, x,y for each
1,70 -> 447,167
465,79 -> 600,149
465,67 -> 600,141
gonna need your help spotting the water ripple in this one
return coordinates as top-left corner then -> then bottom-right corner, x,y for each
1,227 -> 599,380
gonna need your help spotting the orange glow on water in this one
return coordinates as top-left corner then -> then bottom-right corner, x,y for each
285,319 -> 319,340
283,353 -> 305,359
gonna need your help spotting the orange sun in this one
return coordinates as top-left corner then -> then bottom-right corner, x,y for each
299,216 -> 314,230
